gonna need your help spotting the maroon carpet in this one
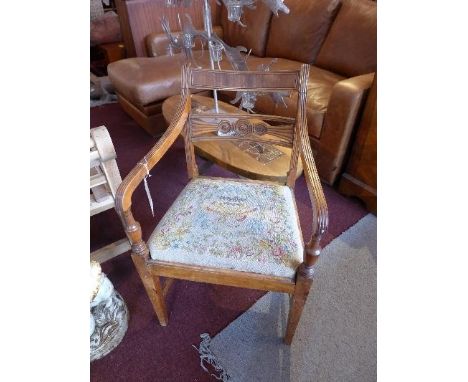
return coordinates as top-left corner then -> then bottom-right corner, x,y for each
90,103 -> 368,381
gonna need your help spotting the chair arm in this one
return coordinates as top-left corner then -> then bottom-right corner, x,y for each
116,95 -> 190,214
300,119 -> 329,266
293,64 -> 328,269
114,94 -> 190,257
145,26 -> 224,57
317,72 -> 375,185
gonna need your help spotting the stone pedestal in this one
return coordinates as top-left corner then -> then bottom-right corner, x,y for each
90,262 -> 129,362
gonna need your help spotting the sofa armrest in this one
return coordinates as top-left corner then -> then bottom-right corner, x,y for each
145,31 -> 172,57
145,25 -> 224,57
317,72 -> 375,184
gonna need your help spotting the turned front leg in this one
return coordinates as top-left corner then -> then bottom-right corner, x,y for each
284,235 -> 322,344
284,264 -> 314,345
121,209 -> 169,326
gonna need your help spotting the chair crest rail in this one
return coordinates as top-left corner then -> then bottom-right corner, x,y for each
189,68 -> 300,91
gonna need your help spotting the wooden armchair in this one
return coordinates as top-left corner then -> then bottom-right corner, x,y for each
115,64 -> 328,344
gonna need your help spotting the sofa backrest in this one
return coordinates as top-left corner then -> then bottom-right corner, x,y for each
265,0 -> 342,64
220,2 -> 272,57
315,0 -> 377,77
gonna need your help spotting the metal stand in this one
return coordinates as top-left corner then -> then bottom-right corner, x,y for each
203,0 -> 219,112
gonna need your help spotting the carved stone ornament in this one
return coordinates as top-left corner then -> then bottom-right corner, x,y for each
90,261 -> 129,362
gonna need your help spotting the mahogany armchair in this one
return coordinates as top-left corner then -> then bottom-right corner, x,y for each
115,64 -> 328,344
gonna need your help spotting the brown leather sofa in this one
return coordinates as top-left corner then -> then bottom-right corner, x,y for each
108,0 -> 376,184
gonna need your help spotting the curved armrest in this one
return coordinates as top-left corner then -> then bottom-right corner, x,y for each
300,120 -> 329,266
114,94 -> 191,258
116,95 -> 190,214
295,65 -> 329,268
318,72 -> 375,184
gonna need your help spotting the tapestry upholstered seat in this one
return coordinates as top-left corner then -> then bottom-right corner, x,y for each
148,177 -> 303,279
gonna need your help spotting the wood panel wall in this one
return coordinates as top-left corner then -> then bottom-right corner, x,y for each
116,0 -> 221,57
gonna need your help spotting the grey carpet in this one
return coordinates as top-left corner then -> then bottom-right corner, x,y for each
208,214 -> 377,382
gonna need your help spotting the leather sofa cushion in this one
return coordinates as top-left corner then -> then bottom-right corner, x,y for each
315,0 -> 377,77
276,66 -> 345,138
220,2 -> 272,57
108,55 -> 185,106
243,55 -> 303,71
108,53 -> 215,106
218,55 -> 303,114
265,0 -> 341,63
220,56 -> 345,139
218,91 -> 277,116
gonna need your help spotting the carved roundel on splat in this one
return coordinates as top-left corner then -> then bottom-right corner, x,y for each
234,119 -> 253,136
216,119 -> 268,137
218,120 -> 232,135
253,123 -> 268,136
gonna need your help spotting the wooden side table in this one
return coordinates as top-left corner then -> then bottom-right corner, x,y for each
96,42 -> 126,65
338,75 -> 377,214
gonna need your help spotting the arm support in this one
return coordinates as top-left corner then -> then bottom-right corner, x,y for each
301,118 -> 329,267
317,72 -> 375,185
295,65 -> 329,268
114,95 -> 191,258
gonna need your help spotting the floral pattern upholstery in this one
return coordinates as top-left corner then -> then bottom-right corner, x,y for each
148,177 -> 304,278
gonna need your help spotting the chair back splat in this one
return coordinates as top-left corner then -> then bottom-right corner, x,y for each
182,64 -> 310,188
